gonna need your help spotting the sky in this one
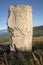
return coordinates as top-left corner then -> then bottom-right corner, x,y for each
0,0 -> 43,30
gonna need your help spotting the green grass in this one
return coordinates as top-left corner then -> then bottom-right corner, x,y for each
0,38 -> 9,43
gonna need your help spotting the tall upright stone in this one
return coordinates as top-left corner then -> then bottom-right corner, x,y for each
7,5 -> 33,52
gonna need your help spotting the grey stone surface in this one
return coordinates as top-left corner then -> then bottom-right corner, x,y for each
7,5 -> 33,52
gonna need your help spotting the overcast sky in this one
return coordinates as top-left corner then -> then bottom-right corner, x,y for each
0,0 -> 43,30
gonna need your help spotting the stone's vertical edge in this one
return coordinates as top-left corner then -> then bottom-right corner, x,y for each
30,6 -> 33,51
7,5 -> 33,52
7,6 -> 15,51
28,6 -> 32,51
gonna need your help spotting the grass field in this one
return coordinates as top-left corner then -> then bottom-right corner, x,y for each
0,38 -> 9,44
0,35 -> 43,65
0,43 -> 43,65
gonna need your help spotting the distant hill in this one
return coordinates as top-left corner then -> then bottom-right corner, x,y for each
33,25 -> 43,36
33,25 -> 43,32
0,30 -> 10,39
0,29 -> 9,35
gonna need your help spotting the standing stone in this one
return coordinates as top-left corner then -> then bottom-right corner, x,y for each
7,5 -> 33,52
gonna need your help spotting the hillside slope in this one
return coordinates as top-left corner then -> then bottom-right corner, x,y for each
33,25 -> 43,32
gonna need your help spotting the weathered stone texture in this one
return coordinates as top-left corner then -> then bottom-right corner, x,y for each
7,5 -> 33,52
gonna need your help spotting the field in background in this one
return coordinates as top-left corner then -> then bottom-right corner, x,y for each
0,38 -> 9,44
